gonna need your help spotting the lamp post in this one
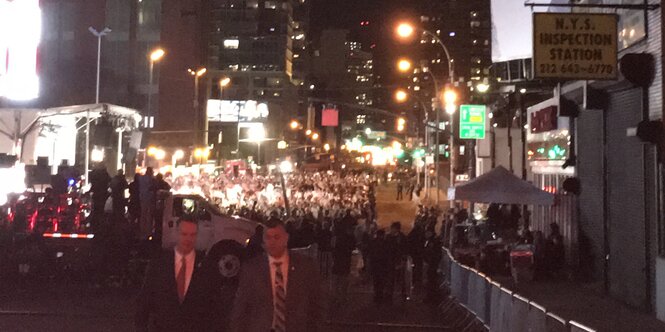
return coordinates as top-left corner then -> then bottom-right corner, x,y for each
188,68 -> 207,146
148,48 -> 165,127
396,23 -> 455,207
87,26 -> 111,186
213,77 -> 230,160
394,88 -> 430,191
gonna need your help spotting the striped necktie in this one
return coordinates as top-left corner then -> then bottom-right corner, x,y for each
273,261 -> 287,332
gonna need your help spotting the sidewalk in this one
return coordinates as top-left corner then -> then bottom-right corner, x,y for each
494,276 -> 665,332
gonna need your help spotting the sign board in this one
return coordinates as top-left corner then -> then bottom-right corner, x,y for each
207,100 -> 269,122
367,131 -> 386,140
459,104 -> 486,139
322,108 -> 338,126
533,13 -> 618,80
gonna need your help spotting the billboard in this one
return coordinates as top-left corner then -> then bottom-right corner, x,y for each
0,0 -> 41,101
207,100 -> 269,122
533,13 -> 617,80
491,0 -> 568,62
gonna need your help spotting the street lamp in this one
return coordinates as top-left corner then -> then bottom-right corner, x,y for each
172,149 -> 184,168
148,48 -> 165,127
311,132 -> 319,140
394,89 -> 408,103
290,120 -> 300,130
305,129 -> 312,136
395,22 -> 455,207
188,67 -> 207,146
87,26 -> 111,186
396,23 -> 415,39
397,58 -> 412,72
247,125 -> 266,165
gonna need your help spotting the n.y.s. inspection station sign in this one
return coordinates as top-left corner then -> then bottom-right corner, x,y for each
533,13 -> 618,80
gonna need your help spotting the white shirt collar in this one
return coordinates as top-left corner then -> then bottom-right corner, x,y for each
268,252 -> 289,266
174,248 -> 196,261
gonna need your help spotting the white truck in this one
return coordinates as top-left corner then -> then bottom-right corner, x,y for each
161,194 -> 259,281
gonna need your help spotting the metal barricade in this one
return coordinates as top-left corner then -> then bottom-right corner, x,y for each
467,271 -> 490,324
569,320 -> 596,332
510,294 -> 530,332
450,261 -> 464,301
526,301 -> 547,332
489,281 -> 503,331
546,312 -> 569,332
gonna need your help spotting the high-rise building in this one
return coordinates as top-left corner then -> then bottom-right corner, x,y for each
309,29 -> 375,144
188,0 -> 311,162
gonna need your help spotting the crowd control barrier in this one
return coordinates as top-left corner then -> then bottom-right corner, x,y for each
439,248 -> 597,332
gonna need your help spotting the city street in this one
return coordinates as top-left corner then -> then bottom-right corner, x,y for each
0,182 -> 452,332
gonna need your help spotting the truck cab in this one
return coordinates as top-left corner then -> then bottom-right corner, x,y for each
161,194 -> 259,281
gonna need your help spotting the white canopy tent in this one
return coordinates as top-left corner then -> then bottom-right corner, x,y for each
449,166 -> 555,206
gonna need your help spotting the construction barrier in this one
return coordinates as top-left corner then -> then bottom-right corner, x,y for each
440,248 -> 598,332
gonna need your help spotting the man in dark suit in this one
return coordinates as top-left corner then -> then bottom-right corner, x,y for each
230,219 -> 322,332
135,219 -> 216,332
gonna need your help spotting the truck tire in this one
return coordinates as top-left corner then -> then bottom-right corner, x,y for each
207,240 -> 245,282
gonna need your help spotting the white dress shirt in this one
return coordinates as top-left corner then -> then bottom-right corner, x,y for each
268,253 -> 290,300
174,249 -> 196,296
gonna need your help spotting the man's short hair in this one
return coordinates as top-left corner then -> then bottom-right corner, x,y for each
264,218 -> 286,230
177,218 -> 198,228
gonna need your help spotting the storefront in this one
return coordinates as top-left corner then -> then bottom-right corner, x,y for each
526,97 -> 577,265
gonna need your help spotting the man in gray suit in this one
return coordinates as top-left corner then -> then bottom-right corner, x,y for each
230,218 -> 322,332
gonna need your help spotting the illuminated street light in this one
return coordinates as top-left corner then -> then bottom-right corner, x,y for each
147,146 -> 158,156
395,89 -> 408,103
397,59 -> 412,72
219,77 -> 231,87
305,129 -> 312,136
150,48 -> 165,62
290,120 -> 300,130
365,127 -> 372,135
324,143 -> 331,152
396,23 -> 415,38
171,149 -> 184,168
443,89 -> 457,104
154,149 -> 166,161
278,140 -> 288,150
397,117 -> 406,132
311,132 -> 320,140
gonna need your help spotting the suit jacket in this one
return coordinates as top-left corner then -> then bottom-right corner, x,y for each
136,250 -> 217,332
229,251 -> 323,332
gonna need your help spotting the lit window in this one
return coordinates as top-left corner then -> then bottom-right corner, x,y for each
224,39 -> 239,49
414,86 -> 420,91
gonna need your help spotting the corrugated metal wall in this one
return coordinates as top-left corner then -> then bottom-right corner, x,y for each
576,108 -> 605,281
606,88 -> 647,309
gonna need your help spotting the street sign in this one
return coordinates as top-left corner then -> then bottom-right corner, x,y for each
533,13 -> 618,80
459,104 -> 486,139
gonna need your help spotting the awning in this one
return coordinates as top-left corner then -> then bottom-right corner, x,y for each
449,166 -> 555,205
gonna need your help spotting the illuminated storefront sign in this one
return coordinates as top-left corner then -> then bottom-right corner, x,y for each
0,0 -> 41,101
207,100 -> 269,122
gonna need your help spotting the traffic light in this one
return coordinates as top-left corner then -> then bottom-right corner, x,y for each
396,117 -> 406,132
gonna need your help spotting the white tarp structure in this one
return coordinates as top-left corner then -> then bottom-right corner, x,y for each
449,166 -> 555,206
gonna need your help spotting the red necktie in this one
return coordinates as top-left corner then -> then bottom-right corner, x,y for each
177,257 -> 187,303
